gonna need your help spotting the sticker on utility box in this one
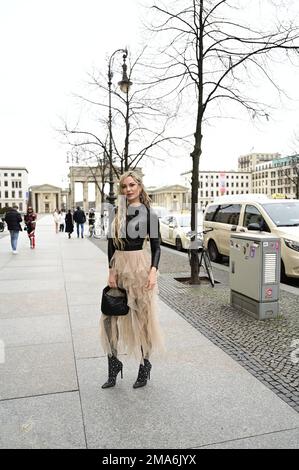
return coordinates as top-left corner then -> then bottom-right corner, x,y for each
250,245 -> 256,257
265,287 -> 273,298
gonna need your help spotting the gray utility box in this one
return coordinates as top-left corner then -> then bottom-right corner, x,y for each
230,233 -> 281,320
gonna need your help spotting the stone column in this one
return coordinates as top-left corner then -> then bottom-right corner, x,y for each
83,181 -> 88,212
70,182 -> 75,210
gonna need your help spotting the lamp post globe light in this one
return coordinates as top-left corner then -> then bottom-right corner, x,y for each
107,48 -> 133,206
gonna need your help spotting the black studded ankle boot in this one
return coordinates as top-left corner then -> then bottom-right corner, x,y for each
133,359 -> 152,389
102,355 -> 123,389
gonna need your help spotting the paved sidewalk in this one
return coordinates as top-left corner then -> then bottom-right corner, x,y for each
0,215 -> 298,449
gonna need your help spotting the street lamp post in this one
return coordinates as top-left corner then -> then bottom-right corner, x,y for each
107,48 -> 133,206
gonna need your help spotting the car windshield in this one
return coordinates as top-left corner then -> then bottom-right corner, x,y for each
261,202 -> 299,227
176,215 -> 191,227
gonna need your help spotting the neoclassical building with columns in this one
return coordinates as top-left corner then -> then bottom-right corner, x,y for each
29,184 -> 69,213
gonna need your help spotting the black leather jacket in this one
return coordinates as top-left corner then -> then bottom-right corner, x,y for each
108,205 -> 161,269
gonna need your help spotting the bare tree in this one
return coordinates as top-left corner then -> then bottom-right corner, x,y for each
60,49 -> 188,185
146,0 -> 299,283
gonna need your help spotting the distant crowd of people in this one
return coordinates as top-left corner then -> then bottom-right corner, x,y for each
2,205 -> 96,254
53,206 -> 95,239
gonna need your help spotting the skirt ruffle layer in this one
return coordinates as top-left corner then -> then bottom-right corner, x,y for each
99,249 -> 165,359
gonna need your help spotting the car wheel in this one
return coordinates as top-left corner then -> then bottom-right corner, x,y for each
175,237 -> 183,251
208,240 -> 222,262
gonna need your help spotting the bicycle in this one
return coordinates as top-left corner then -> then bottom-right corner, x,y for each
92,217 -> 106,239
187,229 -> 215,287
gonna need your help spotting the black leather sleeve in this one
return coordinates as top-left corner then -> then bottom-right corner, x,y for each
108,237 -> 116,268
148,210 -> 161,269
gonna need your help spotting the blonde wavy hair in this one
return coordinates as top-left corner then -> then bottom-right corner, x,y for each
112,171 -> 151,249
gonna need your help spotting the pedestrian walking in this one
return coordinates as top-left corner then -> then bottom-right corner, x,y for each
65,210 -> 74,239
4,205 -> 23,254
99,170 -> 164,389
88,208 -> 95,237
24,206 -> 37,249
53,209 -> 59,233
59,210 -> 65,232
73,206 -> 86,238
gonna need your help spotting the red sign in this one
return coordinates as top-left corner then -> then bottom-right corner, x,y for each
265,288 -> 273,298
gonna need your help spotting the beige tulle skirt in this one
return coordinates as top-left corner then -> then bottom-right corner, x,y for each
99,248 -> 165,359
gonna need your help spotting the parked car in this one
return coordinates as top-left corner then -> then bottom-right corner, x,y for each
151,206 -> 168,219
203,194 -> 299,279
160,212 -> 203,250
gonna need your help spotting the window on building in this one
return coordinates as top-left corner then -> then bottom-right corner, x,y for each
4,181 -> 8,187
19,191 -> 22,198
19,202 -> 23,211
12,191 -> 15,198
11,173 -> 15,177
5,191 -> 8,198
18,173 -> 22,177
4,173 -> 8,176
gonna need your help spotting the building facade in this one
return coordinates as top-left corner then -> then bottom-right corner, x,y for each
0,167 -> 29,211
252,154 -> 299,198
238,152 -> 280,171
181,170 -> 252,208
29,184 -> 63,213
147,185 -> 190,212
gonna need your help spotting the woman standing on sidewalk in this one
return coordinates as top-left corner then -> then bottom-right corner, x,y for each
99,170 -> 164,389
65,210 -> 74,239
24,206 -> 37,249
53,209 -> 59,233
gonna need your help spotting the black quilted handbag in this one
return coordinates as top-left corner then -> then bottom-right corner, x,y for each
101,286 -> 129,316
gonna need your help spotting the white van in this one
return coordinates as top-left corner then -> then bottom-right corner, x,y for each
203,194 -> 299,279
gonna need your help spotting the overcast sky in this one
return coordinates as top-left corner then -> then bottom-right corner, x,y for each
1,0 -> 299,191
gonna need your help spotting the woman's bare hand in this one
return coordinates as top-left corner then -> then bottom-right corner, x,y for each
145,267 -> 157,290
108,270 -> 118,288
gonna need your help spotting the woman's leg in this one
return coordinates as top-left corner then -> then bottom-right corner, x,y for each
101,316 -> 123,389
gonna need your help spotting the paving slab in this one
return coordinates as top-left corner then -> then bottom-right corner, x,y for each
0,279 -> 64,294
0,392 -> 86,449
0,343 -> 78,400
198,427 -> 299,449
68,304 -> 102,359
0,290 -> 68,319
0,314 -> 71,347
